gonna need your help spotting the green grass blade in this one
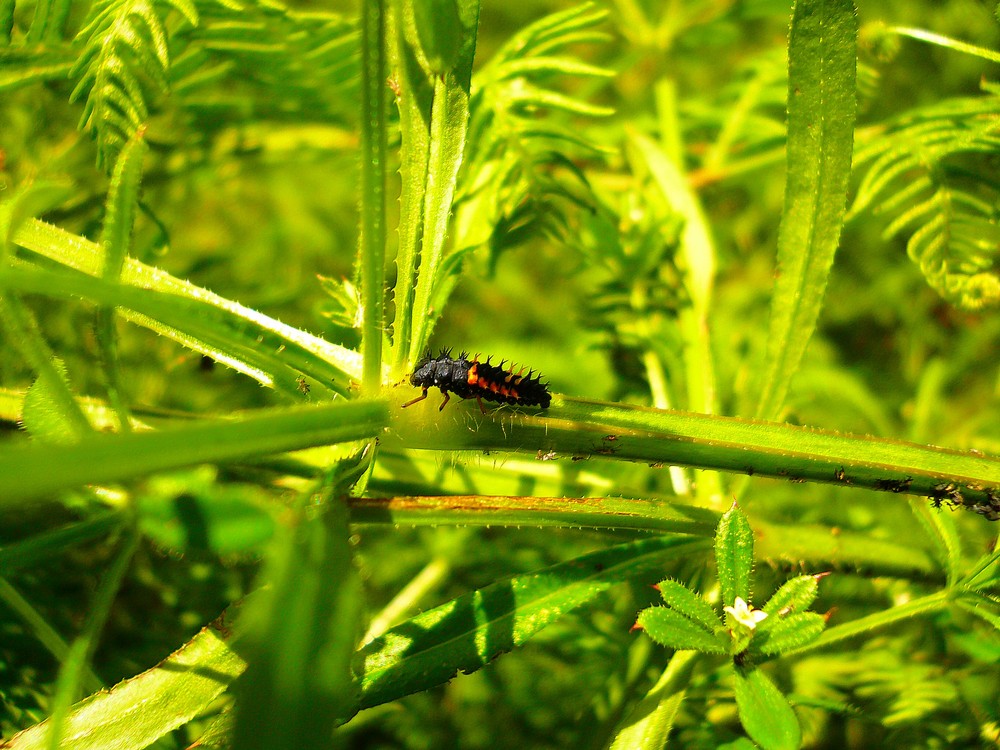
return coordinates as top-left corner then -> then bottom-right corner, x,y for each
607,651 -> 698,750
1,263 -> 340,400
0,577 -> 104,696
234,486 -> 362,747
358,0 -> 388,392
46,529 -> 140,750
4,599 -> 249,750
890,26 -> 1000,64
356,535 -> 711,710
96,129 -> 148,432
0,399 -> 388,507
754,0 -> 858,420
0,512 -> 124,571
11,219 -> 362,395
348,494 -> 719,535
403,0 -> 480,366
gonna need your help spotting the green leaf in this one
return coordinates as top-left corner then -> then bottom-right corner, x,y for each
761,575 -> 820,617
0,48 -> 75,92
656,578 -> 722,633
21,359 -> 87,445
96,129 -> 148,432
5,600 -> 248,750
908,493 -> 961,585
890,25 -> 1000,64
753,612 -> 826,656
411,0 -> 463,73
356,535 -> 710,710
12,216 -> 362,392
715,505 -> 754,607
754,0 -> 858,420
358,0 -> 388,391
732,665 -> 802,750
137,470 -> 276,555
960,546 -> 1000,592
0,513 -> 123,572
45,530 -> 141,749
71,0 -> 198,169
233,483 -> 362,746
608,650 -> 699,750
0,399 -> 388,508
393,0 -> 481,370
1,263 -> 347,400
847,89 -> 1000,310
637,607 -> 728,654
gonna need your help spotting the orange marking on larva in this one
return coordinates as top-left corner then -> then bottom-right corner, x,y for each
467,364 -> 479,385
490,382 -> 501,393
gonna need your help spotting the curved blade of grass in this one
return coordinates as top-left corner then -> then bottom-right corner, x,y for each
0,49 -> 75,91
4,598 -> 249,750
889,26 -> 1000,64
754,0 -> 857,420
782,588 -> 951,657
1,263 -> 341,400
11,219 -> 362,396
388,396 -> 1000,517
0,399 -> 388,507
356,535 -> 710,710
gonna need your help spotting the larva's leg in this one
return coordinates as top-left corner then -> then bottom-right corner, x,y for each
402,389 -> 428,408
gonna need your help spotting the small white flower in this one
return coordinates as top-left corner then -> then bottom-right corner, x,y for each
724,597 -> 768,630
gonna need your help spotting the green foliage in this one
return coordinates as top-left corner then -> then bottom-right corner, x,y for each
1,0 -> 1000,748
71,0 -> 198,170
849,88 -> 1000,310
636,505 -> 826,745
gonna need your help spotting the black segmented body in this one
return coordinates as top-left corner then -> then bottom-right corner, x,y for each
403,350 -> 551,411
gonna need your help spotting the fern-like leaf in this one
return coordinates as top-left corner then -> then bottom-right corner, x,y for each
453,2 -> 613,259
71,0 -> 198,170
849,90 -> 1000,310
166,2 -> 357,133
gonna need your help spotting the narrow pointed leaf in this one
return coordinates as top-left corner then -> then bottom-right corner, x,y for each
753,612 -> 826,655
733,666 -> 801,750
761,575 -> 819,617
357,536 -> 710,709
715,505 -> 754,607
637,607 -> 728,654
656,578 -> 722,633
754,0 -> 858,420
